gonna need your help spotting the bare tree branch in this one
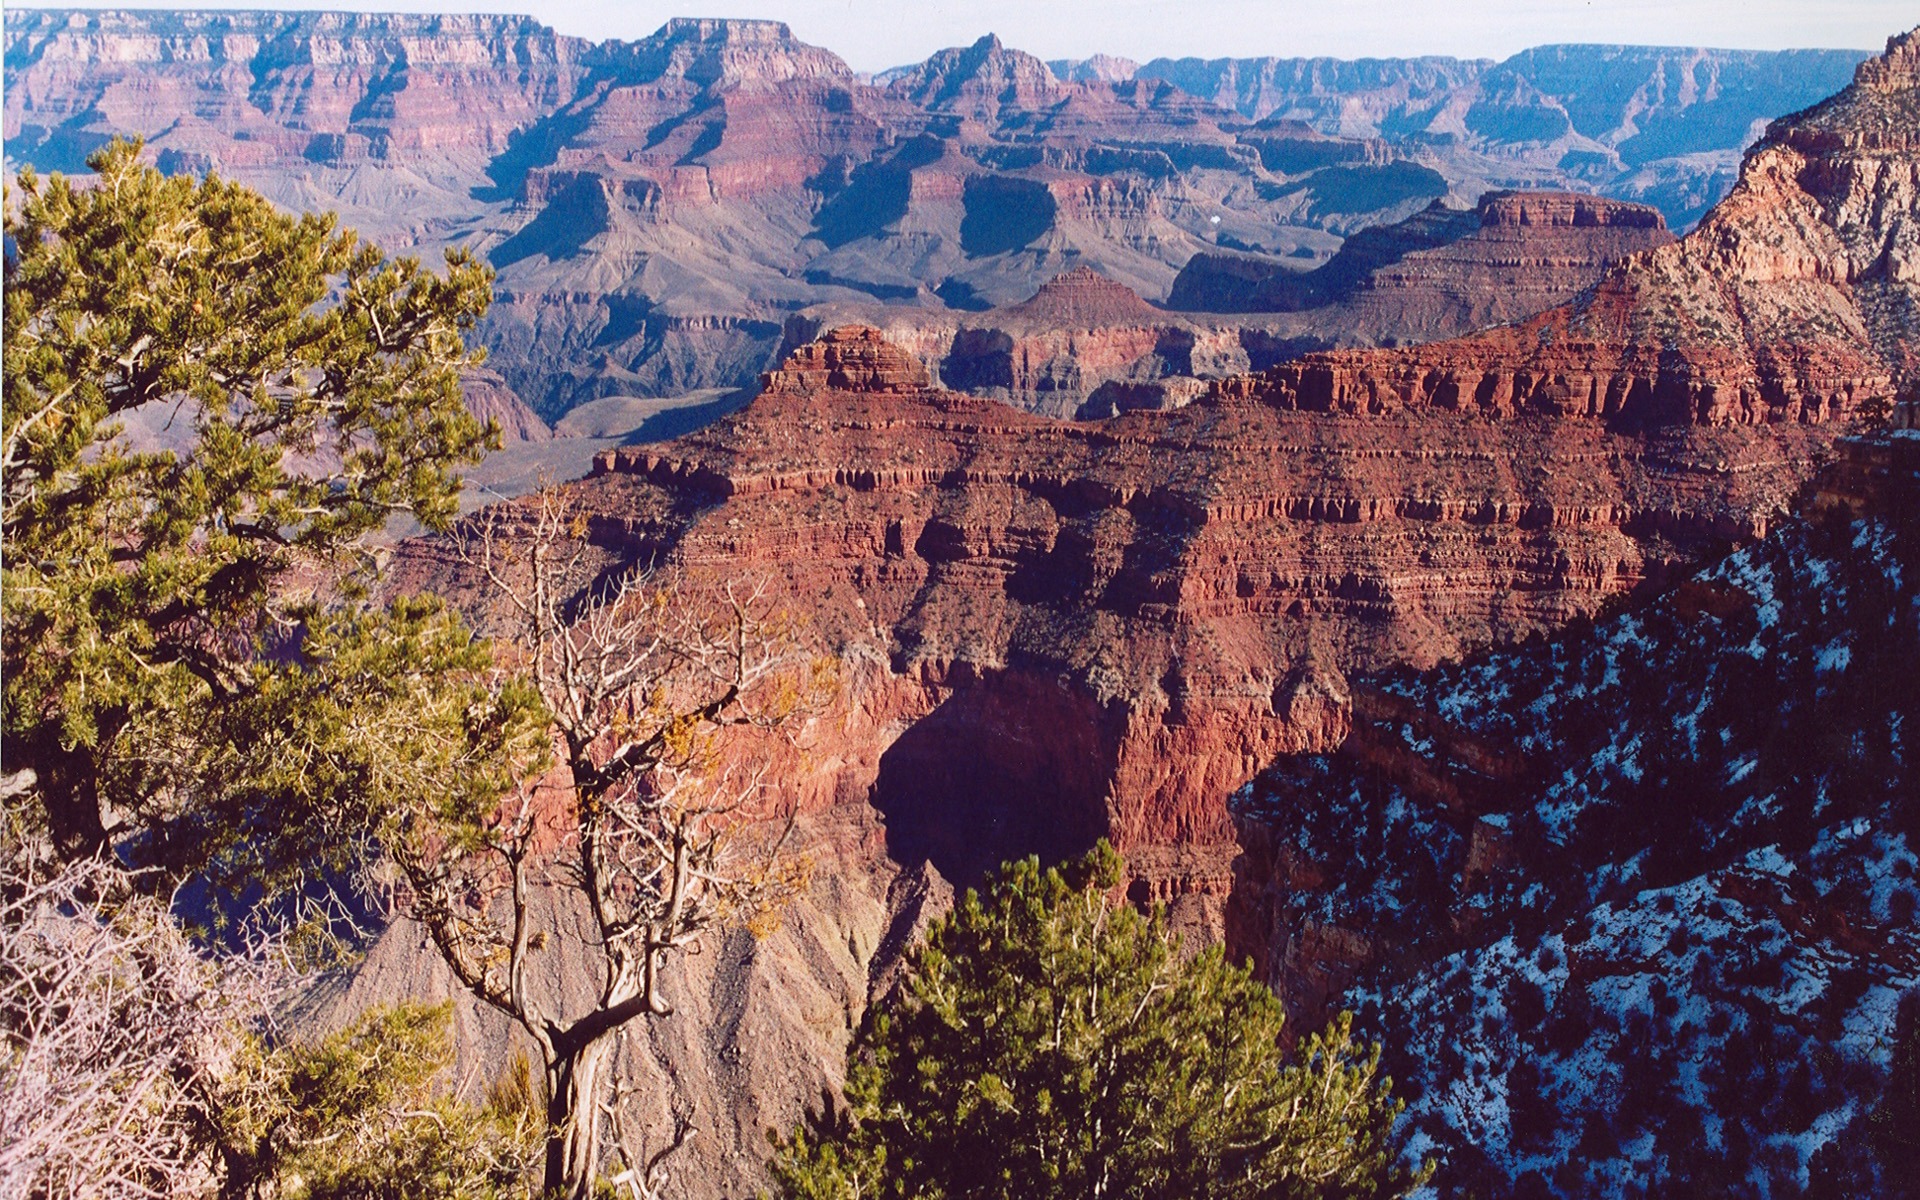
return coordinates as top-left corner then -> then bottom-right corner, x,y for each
386,486 -> 826,1199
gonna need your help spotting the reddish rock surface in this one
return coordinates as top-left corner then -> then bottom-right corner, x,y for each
461,369 -> 552,444
1170,191 -> 1674,331
787,203 -> 1674,424
999,266 -> 1166,326
759,325 -> 931,393
788,193 -> 1680,419
2,10 -> 596,174
554,333 -> 1823,910
256,28 -> 1920,1200
520,28 -> 1916,935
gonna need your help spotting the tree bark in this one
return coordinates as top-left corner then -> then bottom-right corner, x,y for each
544,1032 -> 618,1200
22,728 -> 111,864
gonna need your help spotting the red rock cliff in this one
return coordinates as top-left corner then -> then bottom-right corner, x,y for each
1225,33 -> 1920,425
533,31 -> 1917,909
366,31 -> 1919,1197
546,323 -> 1824,927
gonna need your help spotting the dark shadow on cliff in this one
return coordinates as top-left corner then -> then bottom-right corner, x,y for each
960,176 -> 1056,258
472,73 -> 614,203
811,135 -> 945,249
489,173 -> 611,267
871,670 -> 1112,887
615,387 -> 755,443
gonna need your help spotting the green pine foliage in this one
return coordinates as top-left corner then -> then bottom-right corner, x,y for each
1,142 -> 552,1197
771,843 -> 1431,1200
1,138 -> 511,890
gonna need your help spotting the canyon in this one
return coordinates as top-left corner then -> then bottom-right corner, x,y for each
540,25 -> 1914,902
9,10 -> 1917,1196
4,10 -> 1869,419
789,191 -> 1676,418
356,28 -> 1917,1195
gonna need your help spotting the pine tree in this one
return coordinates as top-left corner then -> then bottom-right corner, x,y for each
771,843 -> 1432,1200
2,138 -> 505,889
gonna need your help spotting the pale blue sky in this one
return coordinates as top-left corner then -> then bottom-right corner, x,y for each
8,0 -> 1908,69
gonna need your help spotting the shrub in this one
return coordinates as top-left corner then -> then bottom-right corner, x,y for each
771,843 -> 1430,1200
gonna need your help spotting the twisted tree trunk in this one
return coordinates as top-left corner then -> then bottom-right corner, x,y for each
545,1032 -> 619,1200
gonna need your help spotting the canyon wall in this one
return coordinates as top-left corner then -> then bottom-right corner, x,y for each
571,322 -> 1835,906
1129,45 -> 1868,228
787,194 -> 1674,418
379,36 -> 1912,1191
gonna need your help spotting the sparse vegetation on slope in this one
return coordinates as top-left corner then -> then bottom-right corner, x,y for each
1241,507 -> 1920,1195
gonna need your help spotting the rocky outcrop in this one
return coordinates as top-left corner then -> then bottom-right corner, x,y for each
1815,425 -> 1920,515
784,282 -> 1300,418
1134,54 -> 1485,126
999,266 -> 1164,325
759,324 -> 931,393
616,16 -> 852,89
322,31 -> 1920,1199
1,9 -> 596,176
1227,507 -> 1920,1196
880,33 -> 1063,119
461,369 -> 552,444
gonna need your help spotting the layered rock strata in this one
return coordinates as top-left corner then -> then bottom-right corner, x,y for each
566,327 -> 1829,904
338,31 -> 1920,1199
5,13 -> 1876,415
1217,35 -> 1920,426
792,196 -> 1675,419
1169,191 -> 1674,329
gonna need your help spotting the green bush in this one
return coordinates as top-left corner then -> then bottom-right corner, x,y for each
772,843 -> 1430,1200
217,1001 -> 540,1200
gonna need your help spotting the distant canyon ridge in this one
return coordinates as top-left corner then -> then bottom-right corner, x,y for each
2,10 -> 1869,423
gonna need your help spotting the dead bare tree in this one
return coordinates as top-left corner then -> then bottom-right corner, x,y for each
604,1053 -> 698,1200
0,794 -> 543,1200
0,819 -> 289,1199
386,487 -> 822,1200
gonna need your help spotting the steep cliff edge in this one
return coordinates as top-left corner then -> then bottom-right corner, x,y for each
570,326 -> 1826,901
372,320 -> 1830,1192
1229,503 -> 1920,1195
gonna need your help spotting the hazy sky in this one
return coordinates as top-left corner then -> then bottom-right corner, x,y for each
12,0 -> 1909,69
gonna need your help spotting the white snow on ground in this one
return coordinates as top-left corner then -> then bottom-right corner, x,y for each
1306,518 -> 1920,1196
